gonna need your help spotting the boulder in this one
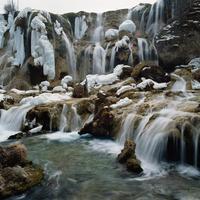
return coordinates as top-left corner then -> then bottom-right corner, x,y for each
118,140 -> 143,174
79,107 -> 115,138
0,144 -> 44,199
73,83 -> 88,98
131,62 -> 170,83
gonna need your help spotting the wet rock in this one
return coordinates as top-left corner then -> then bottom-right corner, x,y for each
79,107 -> 115,138
73,83 -> 88,98
131,62 -> 170,83
118,140 -> 136,163
0,144 -> 44,199
118,140 -> 143,174
25,103 -> 63,131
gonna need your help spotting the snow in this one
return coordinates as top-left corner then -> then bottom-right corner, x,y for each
115,36 -> 130,51
192,80 -> 200,90
110,97 -> 132,109
61,76 -> 73,89
105,29 -> 119,40
34,35 -> 55,80
54,20 -> 63,36
12,27 -> 25,66
189,58 -> 200,69
31,14 -> 47,33
10,89 -> 39,95
53,86 -> 66,93
119,20 -> 136,33
137,78 -> 167,90
116,85 -> 135,95
29,125 -> 43,133
0,94 -> 13,102
82,64 -> 131,92
20,93 -> 71,106
40,81 -> 50,87
113,64 -> 131,76
0,89 -> 6,94
74,15 -> 88,40
15,7 -> 32,20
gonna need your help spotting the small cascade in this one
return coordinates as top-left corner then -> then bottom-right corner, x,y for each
62,32 -> 77,79
59,104 -> 68,132
74,15 -> 88,40
93,13 -> 104,43
59,104 -> 82,132
137,38 -> 158,63
92,43 -> 106,74
171,73 -> 187,93
71,105 -> 82,131
146,0 -> 165,36
0,104 -> 33,142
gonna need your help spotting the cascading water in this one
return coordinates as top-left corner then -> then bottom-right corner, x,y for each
59,104 -> 82,132
0,104 -> 33,142
62,32 -> 77,79
137,38 -> 158,64
93,13 -> 104,43
146,0 -> 165,36
74,15 -> 88,40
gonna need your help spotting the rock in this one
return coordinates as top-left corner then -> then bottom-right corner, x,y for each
126,159 -> 143,173
79,107 -> 115,138
8,132 -> 25,140
73,83 -> 88,98
155,0 -> 200,70
25,103 -> 63,131
131,62 -> 170,83
118,140 -> 136,163
118,140 -> 143,174
0,144 -> 44,199
0,144 -> 27,168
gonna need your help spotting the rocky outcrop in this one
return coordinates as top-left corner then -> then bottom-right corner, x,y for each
131,62 -> 171,83
155,0 -> 200,70
118,140 -> 143,174
0,144 -> 44,199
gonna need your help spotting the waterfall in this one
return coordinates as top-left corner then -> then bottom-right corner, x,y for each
59,104 -> 68,132
171,73 -> 187,93
0,104 -> 33,142
74,15 -> 88,40
93,43 -> 106,74
93,13 -> 104,43
59,104 -> 82,132
146,0 -> 165,36
62,32 -> 77,79
137,38 -> 158,63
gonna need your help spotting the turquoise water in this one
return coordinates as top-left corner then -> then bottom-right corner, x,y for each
4,132 -> 200,200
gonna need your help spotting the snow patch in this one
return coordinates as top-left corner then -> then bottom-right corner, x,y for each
119,20 -> 136,33
116,85 -> 135,96
110,97 -> 132,109
137,78 -> 167,90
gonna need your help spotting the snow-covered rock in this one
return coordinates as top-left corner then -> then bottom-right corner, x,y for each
53,86 -> 66,93
192,80 -> 200,90
119,20 -> 136,33
29,125 -> 43,133
116,85 -> 135,96
137,78 -> 167,90
40,81 -> 50,88
105,29 -> 119,40
115,36 -> 130,51
54,20 -> 63,36
61,76 -> 73,89
20,93 -> 71,106
110,97 -> 132,109
82,64 -> 131,92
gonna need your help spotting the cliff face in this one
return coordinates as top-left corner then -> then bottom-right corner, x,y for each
0,0 -> 199,89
